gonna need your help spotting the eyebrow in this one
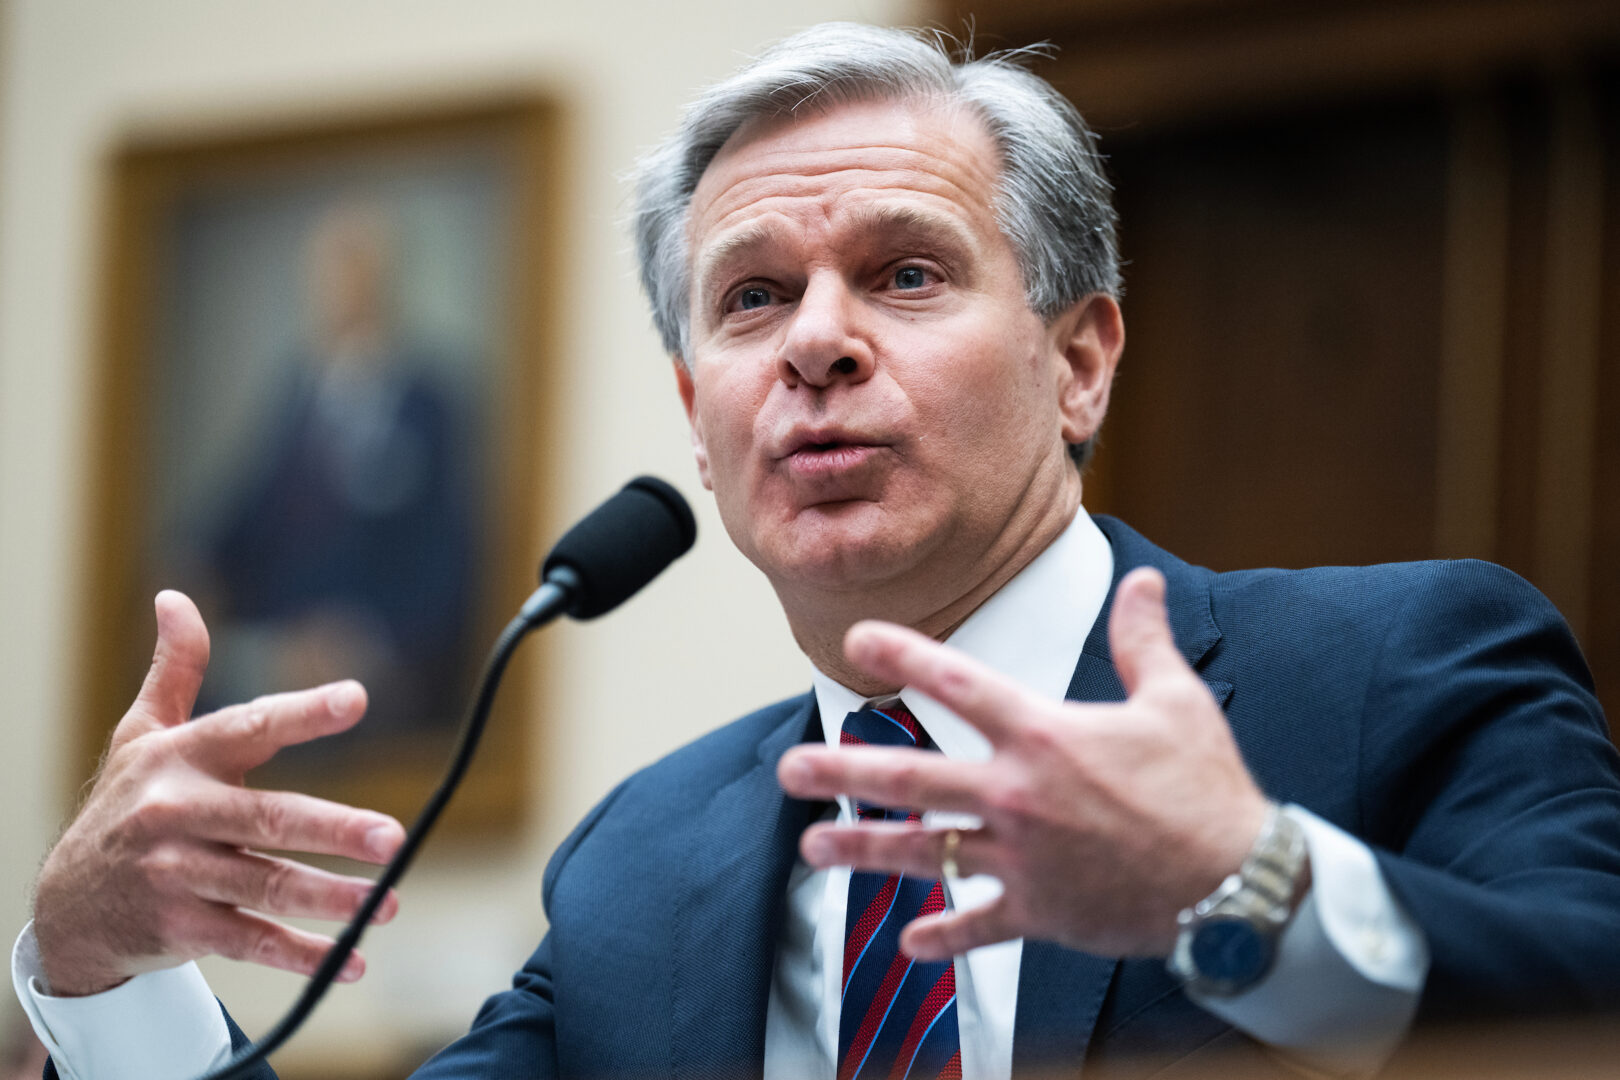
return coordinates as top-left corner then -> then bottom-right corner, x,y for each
694,225 -> 777,299
693,204 -> 980,298
843,204 -> 979,258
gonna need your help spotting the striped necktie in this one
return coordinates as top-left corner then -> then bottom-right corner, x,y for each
837,702 -> 962,1080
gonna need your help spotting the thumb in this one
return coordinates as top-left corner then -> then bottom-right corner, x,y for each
1107,567 -> 1185,697
118,590 -> 211,743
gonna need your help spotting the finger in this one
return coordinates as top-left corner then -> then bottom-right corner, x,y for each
183,904 -> 368,983
189,787 -> 405,865
779,744 -> 990,815
182,681 -> 369,775
1107,568 -> 1187,697
180,847 -> 399,925
898,897 -> 1017,962
842,622 -> 1036,746
800,822 -> 994,880
118,592 -> 211,745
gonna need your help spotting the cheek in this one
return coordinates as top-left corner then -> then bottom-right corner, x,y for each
691,367 -> 768,489
912,333 -> 1051,455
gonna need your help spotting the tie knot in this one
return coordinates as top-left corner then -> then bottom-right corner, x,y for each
840,702 -> 931,822
840,701 -> 928,750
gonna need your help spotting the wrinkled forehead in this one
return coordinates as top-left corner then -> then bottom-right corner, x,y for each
685,96 -> 1004,266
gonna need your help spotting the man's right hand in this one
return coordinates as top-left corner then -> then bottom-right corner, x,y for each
32,591 -> 407,997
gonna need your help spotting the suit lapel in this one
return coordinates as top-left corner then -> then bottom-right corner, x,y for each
670,696 -> 824,1078
1073,517 -> 1234,709
1013,517 -> 1231,1074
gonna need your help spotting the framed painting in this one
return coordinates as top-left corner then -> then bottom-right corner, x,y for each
80,98 -> 562,832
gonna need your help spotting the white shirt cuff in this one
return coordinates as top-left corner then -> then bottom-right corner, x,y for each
1188,806 -> 1429,1077
12,921 -> 233,1080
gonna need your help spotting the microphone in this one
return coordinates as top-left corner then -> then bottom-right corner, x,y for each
198,477 -> 695,1080
530,475 -> 697,622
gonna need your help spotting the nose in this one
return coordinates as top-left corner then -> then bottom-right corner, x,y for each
778,272 -> 874,389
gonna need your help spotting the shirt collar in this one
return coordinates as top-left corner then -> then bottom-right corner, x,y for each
811,509 -> 1114,760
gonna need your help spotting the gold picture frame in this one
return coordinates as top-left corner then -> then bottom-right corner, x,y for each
79,97 -> 563,834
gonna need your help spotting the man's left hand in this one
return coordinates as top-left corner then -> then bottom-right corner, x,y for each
777,567 -> 1270,961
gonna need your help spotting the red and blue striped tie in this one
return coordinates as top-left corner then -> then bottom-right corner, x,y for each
838,702 -> 962,1080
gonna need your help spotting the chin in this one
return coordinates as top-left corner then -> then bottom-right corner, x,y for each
757,503 -> 934,593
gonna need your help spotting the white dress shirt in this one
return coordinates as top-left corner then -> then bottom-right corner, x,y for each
15,510 -> 1427,1079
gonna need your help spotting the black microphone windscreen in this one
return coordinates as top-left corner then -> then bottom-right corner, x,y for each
540,476 -> 697,619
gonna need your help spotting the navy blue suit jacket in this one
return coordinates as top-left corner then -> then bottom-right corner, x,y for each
121,516 -> 1620,1078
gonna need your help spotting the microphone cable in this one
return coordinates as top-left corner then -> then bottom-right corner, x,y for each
194,476 -> 695,1080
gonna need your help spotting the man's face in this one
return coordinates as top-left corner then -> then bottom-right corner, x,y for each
677,97 -> 1093,606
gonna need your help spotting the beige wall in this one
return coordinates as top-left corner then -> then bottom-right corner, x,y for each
0,0 -> 919,1068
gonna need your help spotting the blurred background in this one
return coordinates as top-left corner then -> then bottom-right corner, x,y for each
0,0 -> 1615,1076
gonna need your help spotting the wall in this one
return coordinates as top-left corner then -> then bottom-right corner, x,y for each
946,0 -> 1620,728
0,0 -> 919,1070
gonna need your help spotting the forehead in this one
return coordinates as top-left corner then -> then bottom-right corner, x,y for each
687,97 -> 1004,266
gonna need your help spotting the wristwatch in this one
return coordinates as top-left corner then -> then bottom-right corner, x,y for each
1167,802 -> 1310,997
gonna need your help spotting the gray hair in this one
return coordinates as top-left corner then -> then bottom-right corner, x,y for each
631,22 -> 1120,467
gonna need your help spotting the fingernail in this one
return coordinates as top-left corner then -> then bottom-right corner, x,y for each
367,824 -> 400,860
779,755 -> 811,789
845,625 -> 876,662
1134,569 -> 1165,603
898,930 -> 938,962
330,682 -> 364,716
803,832 -> 833,863
339,954 -> 364,982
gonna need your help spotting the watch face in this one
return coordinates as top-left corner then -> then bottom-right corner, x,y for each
1190,916 -> 1271,987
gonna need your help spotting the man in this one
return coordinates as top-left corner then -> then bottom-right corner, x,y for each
194,201 -> 477,739
15,23 -> 1620,1080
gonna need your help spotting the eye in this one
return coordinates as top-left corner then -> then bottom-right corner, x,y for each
892,265 -> 931,290
732,285 -> 773,312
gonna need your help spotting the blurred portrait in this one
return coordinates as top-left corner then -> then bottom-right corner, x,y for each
167,197 -> 480,744
82,103 -> 559,831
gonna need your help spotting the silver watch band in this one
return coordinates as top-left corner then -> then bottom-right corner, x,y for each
1241,802 -> 1309,910
1167,802 -> 1311,997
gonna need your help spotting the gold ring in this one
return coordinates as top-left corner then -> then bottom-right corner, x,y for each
941,828 -> 962,882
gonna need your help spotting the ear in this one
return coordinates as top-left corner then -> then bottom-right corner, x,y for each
1049,294 -> 1124,449
672,358 -> 713,490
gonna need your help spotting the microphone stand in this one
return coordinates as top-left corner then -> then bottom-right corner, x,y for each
195,571 -> 579,1080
